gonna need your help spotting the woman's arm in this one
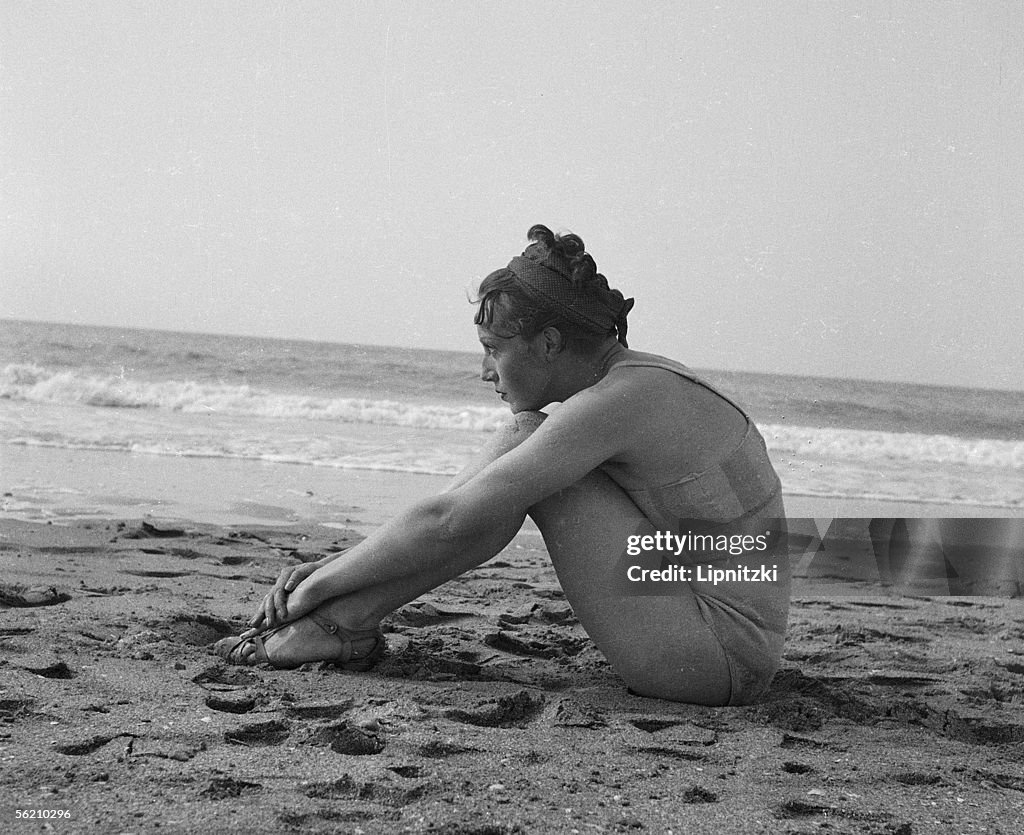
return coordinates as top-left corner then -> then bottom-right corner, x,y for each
262,376 -> 637,627
296,488 -> 526,613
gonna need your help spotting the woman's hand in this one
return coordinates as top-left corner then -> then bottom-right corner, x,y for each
244,560 -> 324,636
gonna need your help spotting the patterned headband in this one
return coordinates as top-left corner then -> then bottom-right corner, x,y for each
507,244 -> 634,346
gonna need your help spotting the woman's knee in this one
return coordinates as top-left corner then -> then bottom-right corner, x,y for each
510,410 -> 546,433
495,410 -> 546,447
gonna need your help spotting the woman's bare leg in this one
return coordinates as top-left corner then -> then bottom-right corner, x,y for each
225,414 -> 546,664
528,473 -> 732,704
302,414 -> 548,618
458,414 -> 732,701
230,411 -> 745,704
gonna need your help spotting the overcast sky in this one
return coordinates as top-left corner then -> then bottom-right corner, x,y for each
3,1 -> 1022,390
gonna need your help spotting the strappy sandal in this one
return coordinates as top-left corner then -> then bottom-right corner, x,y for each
214,613 -> 385,671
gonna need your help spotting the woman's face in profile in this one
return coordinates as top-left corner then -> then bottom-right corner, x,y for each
476,324 -> 551,413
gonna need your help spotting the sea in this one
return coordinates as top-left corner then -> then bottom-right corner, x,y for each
2,319 -> 1022,511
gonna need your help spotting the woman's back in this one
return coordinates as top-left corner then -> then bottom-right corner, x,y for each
592,352 -> 780,523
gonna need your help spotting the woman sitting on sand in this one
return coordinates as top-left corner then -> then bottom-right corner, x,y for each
218,225 -> 790,705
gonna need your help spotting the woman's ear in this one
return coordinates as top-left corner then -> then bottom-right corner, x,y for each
539,326 -> 566,361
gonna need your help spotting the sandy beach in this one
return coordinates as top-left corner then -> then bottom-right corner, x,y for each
2,447 -> 1023,834
5,0 -> 1024,829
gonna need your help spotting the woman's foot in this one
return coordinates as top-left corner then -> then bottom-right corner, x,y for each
214,612 -> 384,670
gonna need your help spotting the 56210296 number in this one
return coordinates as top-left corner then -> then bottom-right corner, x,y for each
15,809 -> 71,819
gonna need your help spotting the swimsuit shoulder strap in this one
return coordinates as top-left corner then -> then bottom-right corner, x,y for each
611,356 -> 751,420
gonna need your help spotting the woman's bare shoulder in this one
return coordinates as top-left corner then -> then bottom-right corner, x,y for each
557,355 -> 679,426
598,350 -> 689,394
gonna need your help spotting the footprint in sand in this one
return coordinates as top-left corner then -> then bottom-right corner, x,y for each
192,663 -> 261,690
154,614 -> 236,646
0,584 -> 71,607
498,601 -> 577,626
15,656 -> 75,679
972,770 -> 1024,792
681,786 -> 718,803
204,693 -> 257,714
415,739 -> 483,758
387,765 -> 423,778
632,745 -> 707,762
120,522 -> 186,539
201,777 -> 262,800
302,774 -> 432,805
119,568 -> 192,578
390,601 -> 476,627
773,798 -> 898,826
628,716 -> 717,762
550,698 -> 606,729
223,719 -> 291,747
782,761 -> 814,774
0,697 -> 36,724
444,689 -> 545,728
627,716 -> 687,733
484,630 -> 560,659
55,733 -> 135,756
295,718 -> 386,755
0,626 -> 34,653
374,638 -> 484,681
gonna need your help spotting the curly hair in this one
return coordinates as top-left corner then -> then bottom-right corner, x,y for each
474,225 -> 632,352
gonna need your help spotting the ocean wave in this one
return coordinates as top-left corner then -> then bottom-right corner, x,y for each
1,364 -> 509,431
761,425 -> 1023,470
3,363 -> 1022,470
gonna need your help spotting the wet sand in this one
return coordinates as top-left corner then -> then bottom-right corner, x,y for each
1,448 -> 1023,833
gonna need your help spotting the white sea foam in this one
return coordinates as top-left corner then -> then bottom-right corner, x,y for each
1,364 -> 509,431
4,364 -> 1021,471
761,425 -> 1023,470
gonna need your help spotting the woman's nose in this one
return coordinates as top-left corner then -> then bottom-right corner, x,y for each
481,358 -> 497,382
